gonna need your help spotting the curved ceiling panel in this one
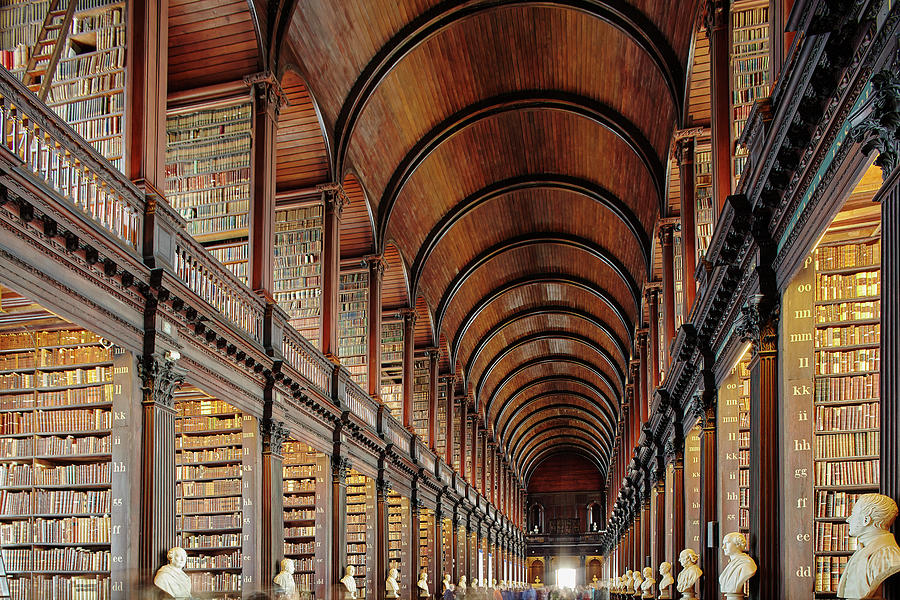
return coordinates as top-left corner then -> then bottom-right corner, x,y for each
492,378 -> 618,437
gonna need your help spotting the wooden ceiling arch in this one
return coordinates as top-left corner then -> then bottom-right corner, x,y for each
517,432 -> 609,478
524,446 -> 606,483
504,404 -> 615,458
492,377 -> 618,434
510,421 -> 611,467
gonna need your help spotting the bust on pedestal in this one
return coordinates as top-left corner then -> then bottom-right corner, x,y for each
640,567 -> 655,599
657,562 -> 674,600
419,568 -> 431,599
624,570 -> 634,595
632,569 -> 643,597
718,532 -> 756,599
386,568 -> 400,599
274,558 -> 299,600
837,493 -> 900,599
341,565 -> 359,600
154,547 -> 192,599
458,575 -> 468,598
675,550 -> 702,600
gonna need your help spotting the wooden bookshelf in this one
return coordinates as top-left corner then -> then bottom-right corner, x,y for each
346,470 -> 375,600
730,0 -> 770,188
0,1 -> 126,171
380,318 -> 403,420
673,232 -> 684,329
441,517 -> 453,580
0,326 -> 117,600
435,379 -> 447,464
412,357 -> 429,441
737,356 -> 751,535
274,203 -> 324,349
419,507 -> 434,573
693,139 -> 714,260
283,440 -> 328,596
165,101 -> 253,284
175,390 -> 252,599
339,268 -> 369,388
452,400 -> 461,474
685,426 -> 701,551
387,491 -> 410,595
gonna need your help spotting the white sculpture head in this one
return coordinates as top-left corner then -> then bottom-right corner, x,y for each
420,568 -> 428,583
722,531 -> 749,557
642,567 -> 653,579
678,549 -> 699,567
345,565 -> 356,578
280,558 -> 295,575
659,562 -> 672,575
444,574 -> 451,583
460,576 -> 467,585
847,493 -> 899,537
624,570 -> 633,580
389,568 -> 399,580
167,547 -> 187,569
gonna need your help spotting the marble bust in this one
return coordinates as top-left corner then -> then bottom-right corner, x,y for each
443,574 -> 453,593
624,570 -> 634,594
419,568 -> 431,598
640,567 -> 655,599
676,550 -> 702,599
274,558 -> 298,600
153,547 -> 192,599
719,532 -> 757,597
387,568 -> 400,599
837,493 -> 900,599
341,565 -> 358,600
458,575 -> 468,596
658,562 -> 674,599
632,569 -> 643,596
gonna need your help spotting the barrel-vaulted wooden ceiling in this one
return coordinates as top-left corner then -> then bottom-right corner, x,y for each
167,0 -> 704,486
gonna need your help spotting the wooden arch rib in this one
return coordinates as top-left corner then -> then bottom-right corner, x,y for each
483,355 -> 619,417
492,376 -> 618,436
450,275 -> 633,366
376,91 -> 665,246
473,331 -> 625,405
332,0 -> 684,175
498,393 -> 616,449
434,234 -> 641,343
525,446 -> 606,482
466,306 -> 629,381
504,404 -> 614,459
510,421 -> 610,467
517,433 -> 609,477
411,175 -> 651,299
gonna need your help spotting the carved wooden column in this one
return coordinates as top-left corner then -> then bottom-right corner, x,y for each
401,308 -> 417,430
705,0 -> 732,214
675,135 -> 697,313
471,417 -> 479,488
411,496 -> 422,597
331,454 -> 350,598
641,485 -> 651,569
480,432 -> 488,494
629,364 -> 641,446
367,255 -> 386,398
653,477 -> 666,572
659,223 -> 678,370
322,185 -> 347,359
247,73 -> 286,296
427,348 -> 440,450
138,353 -> 185,583
697,396 -> 718,600
260,418 -> 289,584
741,295 -> 781,600
451,514 -> 460,580
459,404 -> 469,481
443,376 -> 456,464
375,475 -> 390,600
637,331 -> 649,423
646,286 -> 661,389
667,440 -> 685,584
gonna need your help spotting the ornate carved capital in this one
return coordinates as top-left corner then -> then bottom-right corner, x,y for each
657,219 -> 680,245
317,182 -> 350,218
364,254 -> 387,278
377,477 -> 392,501
244,70 -> 288,119
332,456 -> 351,484
399,306 -> 418,328
673,136 -> 694,167
424,347 -> 441,362
736,294 -> 780,355
260,418 -> 289,456
702,0 -> 730,38
850,57 -> 900,180
137,352 -> 185,408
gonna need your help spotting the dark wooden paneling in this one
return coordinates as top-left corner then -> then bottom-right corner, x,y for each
529,454 -> 604,493
382,243 -> 409,310
276,72 -> 330,190
340,174 -> 375,259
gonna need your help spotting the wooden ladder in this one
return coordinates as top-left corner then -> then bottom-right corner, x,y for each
21,0 -> 78,101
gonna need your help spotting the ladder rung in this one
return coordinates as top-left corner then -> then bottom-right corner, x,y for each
49,10 -> 67,16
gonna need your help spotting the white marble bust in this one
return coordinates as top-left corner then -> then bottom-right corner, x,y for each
419,568 -> 430,598
640,567 -> 655,599
274,558 -> 299,600
624,570 -> 634,594
719,532 -> 757,596
443,574 -> 453,594
154,547 -> 192,599
458,575 -> 468,596
676,549 -> 702,599
838,493 -> 900,599
342,565 -> 358,600
632,569 -> 643,596
658,562 -> 674,599
387,568 -> 400,599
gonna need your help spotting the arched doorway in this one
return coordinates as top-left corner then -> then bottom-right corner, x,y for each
528,559 -> 545,585
587,558 -> 602,584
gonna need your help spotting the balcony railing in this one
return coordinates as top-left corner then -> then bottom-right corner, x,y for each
282,327 -> 332,397
0,67 -> 141,249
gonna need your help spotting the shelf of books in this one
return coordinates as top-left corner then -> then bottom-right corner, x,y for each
685,426 -> 701,551
419,507 -> 434,574
346,470 -> 375,600
339,268 -> 369,388
0,1 -> 127,170
0,314 -> 133,600
736,355 -> 751,535
380,318 -> 404,420
455,525 -> 466,578
283,439 -> 328,598
674,232 -> 684,330
452,400 -> 462,474
274,203 -> 324,349
388,491 -> 410,594
412,357 -> 429,442
811,232 -> 881,596
175,389 -> 255,599
730,0 -> 770,188
165,101 -> 253,284
435,380 -> 448,464
441,517 -> 453,578
693,139 -> 714,260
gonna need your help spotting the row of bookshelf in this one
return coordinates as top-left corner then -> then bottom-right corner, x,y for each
814,522 -> 857,553
0,463 -> 110,487
813,459 -> 879,487
339,271 -> 369,387
816,272 -> 880,301
0,387 -> 112,410
0,408 -> 110,434
815,403 -> 879,431
813,431 -> 879,457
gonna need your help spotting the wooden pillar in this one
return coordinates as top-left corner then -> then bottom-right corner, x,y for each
459,405 -> 469,480
367,256 -> 386,398
653,479 -> 666,573
321,186 -> 347,359
451,515 -> 460,580
668,445 -> 685,584
471,417 -> 479,487
878,166 -> 900,599
260,419 -> 289,584
443,376 -> 456,464
375,477 -> 389,600
411,498 -> 422,598
646,286 -> 661,389
247,73 -> 285,296
659,223 -> 678,369
427,348 -> 439,450
637,331 -> 649,424
401,308 -> 416,430
480,432 -> 488,494
675,136 -> 697,313
706,0 -> 732,214
641,490 -> 650,569
747,300 -> 781,600
137,353 -> 184,583
331,456 -> 349,599
629,367 -> 640,447
698,401 -> 718,600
